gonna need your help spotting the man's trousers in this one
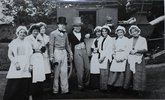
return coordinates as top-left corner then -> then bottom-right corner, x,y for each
53,49 -> 68,93
74,48 -> 90,89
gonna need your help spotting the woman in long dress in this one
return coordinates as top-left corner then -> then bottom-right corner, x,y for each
90,26 -> 103,89
3,26 -> 33,100
99,25 -> 113,92
36,22 -> 51,75
124,25 -> 148,95
36,22 -> 51,90
25,24 -> 46,99
108,26 -> 130,90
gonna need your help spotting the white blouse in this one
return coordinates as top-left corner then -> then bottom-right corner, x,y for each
90,36 -> 103,73
128,36 -> 148,73
25,35 -> 46,83
99,36 -> 114,69
37,33 -> 51,74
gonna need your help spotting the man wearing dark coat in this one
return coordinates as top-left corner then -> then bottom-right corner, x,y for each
68,17 -> 90,91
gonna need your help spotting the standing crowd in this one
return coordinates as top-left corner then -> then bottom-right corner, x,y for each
3,16 -> 148,100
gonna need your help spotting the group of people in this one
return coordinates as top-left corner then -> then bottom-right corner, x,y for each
89,24 -> 148,94
3,16 -> 148,100
3,21 -> 51,100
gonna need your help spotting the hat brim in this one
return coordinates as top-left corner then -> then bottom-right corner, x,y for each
72,23 -> 83,26
129,25 -> 141,35
28,24 -> 40,34
57,22 -> 67,25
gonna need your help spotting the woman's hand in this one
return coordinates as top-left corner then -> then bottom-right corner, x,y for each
115,57 -> 126,63
15,62 -> 21,70
99,57 -> 105,63
117,49 -> 124,52
70,55 -> 73,61
29,64 -> 33,72
130,49 -> 137,55
93,48 -> 98,53
49,57 -> 54,63
85,34 -> 90,38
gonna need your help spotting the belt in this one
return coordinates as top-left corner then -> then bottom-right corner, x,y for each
33,49 -> 41,53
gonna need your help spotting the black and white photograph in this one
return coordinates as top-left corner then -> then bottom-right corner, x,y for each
0,0 -> 164,100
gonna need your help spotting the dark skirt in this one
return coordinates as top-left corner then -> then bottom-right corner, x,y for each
43,73 -> 52,91
89,74 -> 100,89
29,82 -> 44,97
108,71 -> 125,87
124,58 -> 146,91
100,69 -> 109,90
3,78 -> 31,100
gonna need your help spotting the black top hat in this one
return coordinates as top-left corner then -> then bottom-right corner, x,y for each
57,17 -> 67,25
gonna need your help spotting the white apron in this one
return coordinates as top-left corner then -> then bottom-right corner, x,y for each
7,38 -> 32,79
110,37 -> 130,72
99,36 -> 114,69
90,37 -> 103,74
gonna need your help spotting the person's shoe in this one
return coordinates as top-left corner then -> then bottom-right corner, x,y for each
62,92 -> 72,95
52,91 -> 59,95
84,84 -> 90,89
78,86 -> 85,91
100,89 -> 108,93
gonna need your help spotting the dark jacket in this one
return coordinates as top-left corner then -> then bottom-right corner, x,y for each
68,30 -> 86,53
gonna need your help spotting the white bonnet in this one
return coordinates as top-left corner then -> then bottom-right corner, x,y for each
129,25 -> 141,35
102,25 -> 111,33
115,25 -> 126,34
94,26 -> 102,32
16,26 -> 28,36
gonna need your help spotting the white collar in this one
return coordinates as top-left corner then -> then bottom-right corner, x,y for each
73,31 -> 81,41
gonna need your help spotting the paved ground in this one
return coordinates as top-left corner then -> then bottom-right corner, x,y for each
1,64 -> 165,100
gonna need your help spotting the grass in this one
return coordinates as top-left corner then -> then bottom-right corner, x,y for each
0,43 -> 10,71
1,65 -> 165,99
0,74 -> 7,100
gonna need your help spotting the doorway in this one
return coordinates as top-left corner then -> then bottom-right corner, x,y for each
79,11 -> 96,36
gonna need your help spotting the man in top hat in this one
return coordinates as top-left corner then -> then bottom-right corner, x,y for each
49,16 -> 73,94
68,17 -> 90,91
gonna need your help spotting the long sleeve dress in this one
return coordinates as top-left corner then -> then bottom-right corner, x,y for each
25,34 -> 46,83
108,36 -> 130,87
90,36 -> 103,74
125,36 -> 148,91
37,34 -> 51,74
99,35 -> 114,90
90,36 -> 103,89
